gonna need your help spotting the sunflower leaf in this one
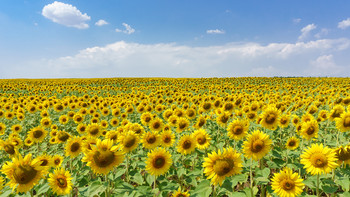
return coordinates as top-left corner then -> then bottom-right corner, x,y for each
190,179 -> 211,197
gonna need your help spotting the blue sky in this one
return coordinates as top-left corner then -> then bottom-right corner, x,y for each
1,0 -> 350,78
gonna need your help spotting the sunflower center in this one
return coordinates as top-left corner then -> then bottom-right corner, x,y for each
197,136 -> 206,145
153,122 -> 161,129
33,130 -> 43,138
4,144 -> 15,155
306,126 -> 315,135
93,150 -> 115,167
265,113 -> 276,124
288,141 -> 296,147
331,110 -> 341,118
179,122 -> 187,129
40,159 -> 49,166
145,117 -> 151,123
182,140 -> 192,149
198,119 -> 205,127
251,139 -> 264,153
89,127 -> 99,135
213,159 -> 234,176
54,159 -> 61,165
337,149 -> 350,161
58,132 -> 69,142
233,126 -> 243,135
343,117 -> 350,127
311,153 -> 328,168
57,177 -> 67,188
163,136 -> 171,143
70,142 -> 81,152
281,179 -> 295,191
280,118 -> 287,124
153,156 -> 166,169
147,136 -> 156,144
13,165 -> 38,184
124,135 -> 136,148
220,115 -> 229,123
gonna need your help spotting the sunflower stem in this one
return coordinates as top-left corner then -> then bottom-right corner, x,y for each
316,174 -> 320,197
250,159 -> 254,197
212,184 -> 217,197
126,153 -> 129,183
260,159 -> 266,197
105,174 -> 110,197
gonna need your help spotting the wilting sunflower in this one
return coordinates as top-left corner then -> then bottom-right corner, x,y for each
334,145 -> 350,166
1,140 -> 18,158
28,127 -> 48,143
335,111 -> 350,132
145,147 -> 172,176
193,129 -> 211,150
65,136 -> 83,158
286,137 -> 300,150
243,130 -> 272,161
227,119 -> 249,141
142,131 -> 160,150
82,139 -> 124,175
300,119 -> 319,140
117,131 -> 139,153
260,106 -> 280,130
48,168 -> 73,195
300,143 -> 338,175
160,129 -> 175,148
171,188 -> 190,197
177,134 -> 197,155
203,147 -> 243,186
51,155 -> 64,168
1,153 -> 48,193
271,167 -> 304,197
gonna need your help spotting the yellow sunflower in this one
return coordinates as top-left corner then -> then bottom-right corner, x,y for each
176,117 -> 190,133
260,106 -> 280,130
51,155 -> 64,168
48,168 -> 73,195
193,129 -> 211,150
0,140 -> 18,158
11,124 -> 22,133
335,111 -> 350,132
271,167 -> 304,197
300,119 -> 319,140
1,153 -> 48,193
59,115 -> 69,124
65,136 -> 83,158
194,115 -> 206,129
227,119 -> 249,141
334,145 -> 350,166
279,114 -> 290,128
216,112 -> 231,127
149,118 -> 164,132
117,131 -> 139,153
160,129 -> 175,148
86,123 -> 102,138
171,188 -> 190,197
286,137 -> 300,150
28,126 -> 48,143
243,130 -> 272,161
300,143 -> 338,175
145,147 -> 172,176
82,139 -> 124,175
36,153 -> 53,168
177,134 -> 197,155
0,122 -> 6,135
203,147 -> 243,186
142,131 -> 160,150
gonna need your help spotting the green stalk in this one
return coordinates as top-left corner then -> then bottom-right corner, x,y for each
316,174 -> 320,197
212,184 -> 217,197
250,159 -> 254,197
105,174 -> 110,197
260,159 -> 266,197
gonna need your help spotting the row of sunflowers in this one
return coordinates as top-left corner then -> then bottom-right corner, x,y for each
0,77 -> 349,197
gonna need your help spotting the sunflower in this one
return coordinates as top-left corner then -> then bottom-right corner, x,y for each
227,119 -> 249,141
57,130 -> 70,143
300,143 -> 338,175
271,167 -> 304,197
105,130 -> 118,143
260,106 -> 280,130
0,122 -> 6,135
28,127 -> 48,143
51,155 -> 64,168
243,130 -> 272,161
329,105 -> 344,121
177,134 -> 197,155
73,113 -> 84,124
11,124 -> 22,133
65,136 -> 83,158
117,131 -> 139,153
291,115 -> 300,126
203,147 -> 243,186
334,145 -> 350,166
168,115 -> 178,127
40,117 -> 51,128
110,118 -> 119,127
87,123 -> 102,138
76,123 -> 87,134
82,139 -> 124,175
1,140 -> 18,158
185,108 -> 197,119
279,114 -> 290,128
36,154 -> 53,169
318,110 -> 328,122
193,129 -> 211,150
300,119 -> 319,140
286,137 -> 300,150
82,137 -> 97,154
216,112 -> 231,127
48,168 -> 73,195
149,118 -> 164,132
176,117 -> 190,133
145,147 -> 172,176
59,115 -> 69,124
160,129 -> 175,148
140,112 -> 153,126
1,153 -> 48,193
335,111 -> 350,132
24,137 -> 34,147
171,188 -> 190,197
142,132 -> 160,150
194,115 -> 206,129
54,103 -> 64,112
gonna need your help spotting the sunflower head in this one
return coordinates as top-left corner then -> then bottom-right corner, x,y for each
243,130 -> 272,161
193,129 -> 211,150
172,188 -> 190,197
118,131 -> 139,153
65,136 -> 83,158
227,119 -> 249,141
48,168 -> 73,195
142,132 -> 160,150
334,145 -> 350,166
160,130 -> 175,148
300,120 -> 319,140
260,106 -> 280,130
271,167 -> 305,197
286,137 -> 300,150
177,134 -> 197,155
145,147 -> 172,176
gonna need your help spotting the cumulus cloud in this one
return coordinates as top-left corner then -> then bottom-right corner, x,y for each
338,18 -> 350,29
95,19 -> 108,26
16,38 -> 348,78
42,1 -> 90,29
307,55 -> 343,76
115,23 -> 135,34
298,24 -> 316,41
314,28 -> 329,39
206,29 -> 225,34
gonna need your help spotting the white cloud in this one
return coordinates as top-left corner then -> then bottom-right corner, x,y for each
307,55 -> 343,76
115,23 -> 135,34
95,19 -> 108,26
206,29 -> 225,34
42,1 -> 90,29
298,24 -> 316,41
17,38 -> 349,78
338,18 -> 350,29
293,18 -> 301,24
314,28 -> 329,39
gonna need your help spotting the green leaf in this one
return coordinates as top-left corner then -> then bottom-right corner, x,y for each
336,177 -> 350,192
322,185 -> 338,194
340,192 -> 350,197
88,181 -> 106,197
230,192 -> 246,197
191,179 -> 212,197
131,172 -> 144,185
37,182 -> 50,195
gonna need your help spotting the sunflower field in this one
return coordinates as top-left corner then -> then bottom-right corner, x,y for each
0,77 -> 350,197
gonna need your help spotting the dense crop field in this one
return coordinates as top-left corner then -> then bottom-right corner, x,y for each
0,77 -> 349,197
